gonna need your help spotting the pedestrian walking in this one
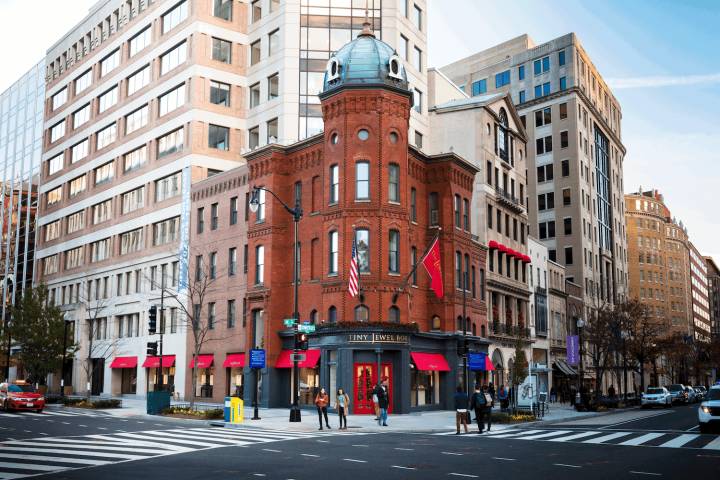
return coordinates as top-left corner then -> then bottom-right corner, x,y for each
335,387 -> 350,430
484,386 -> 494,432
550,386 -> 557,403
373,377 -> 390,426
315,387 -> 331,430
469,384 -> 486,433
372,390 -> 380,420
488,382 -> 496,400
454,386 -> 469,434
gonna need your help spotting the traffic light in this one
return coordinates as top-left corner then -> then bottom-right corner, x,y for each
148,306 -> 157,334
299,333 -> 309,351
147,341 -> 158,356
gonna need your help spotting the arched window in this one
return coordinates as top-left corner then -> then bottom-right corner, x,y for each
355,228 -> 370,272
329,164 -> 339,203
456,316 -> 463,331
388,306 -> 400,323
497,108 -> 508,161
328,306 -> 337,323
481,324 -> 486,337
471,323 -> 477,336
431,315 -> 441,330
309,309 -> 318,324
328,231 -> 338,274
355,304 -> 369,322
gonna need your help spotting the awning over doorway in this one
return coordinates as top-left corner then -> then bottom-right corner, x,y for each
142,355 -> 176,368
223,353 -> 246,368
110,356 -> 137,369
275,349 -> 321,368
554,359 -> 578,376
411,352 -> 450,371
188,354 -> 214,369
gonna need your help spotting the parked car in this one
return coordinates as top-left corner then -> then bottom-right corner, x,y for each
694,386 -> 707,401
666,384 -> 687,404
641,387 -> 672,408
698,385 -> 720,433
0,381 -> 46,413
685,386 -> 698,403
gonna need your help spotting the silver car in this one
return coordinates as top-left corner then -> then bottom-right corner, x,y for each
641,387 -> 672,408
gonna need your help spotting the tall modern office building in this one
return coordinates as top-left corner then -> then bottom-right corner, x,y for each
0,61 -> 44,382
441,34 -> 628,314
37,0 -> 427,398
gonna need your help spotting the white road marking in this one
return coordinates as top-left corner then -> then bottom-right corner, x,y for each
97,427 -> 107,431
686,425 -> 699,431
483,429 -> 544,438
394,447 -> 414,451
442,452 -> 464,456
518,430 -> 572,440
0,453 -> 112,465
3,442 -> 164,454
316,440 -> 329,443
351,444 -> 369,447
448,473 -> 478,478
599,411 -> 672,429
549,431 -> 603,442
61,422 -> 70,425
391,465 -> 416,470
554,463 -> 581,468
629,471 -> 662,476
342,458 -> 367,463
702,435 -> 720,450
0,447 -> 148,460
0,472 -> 26,479
492,457 -> 516,461
618,433 -> 665,446
583,432 -> 633,444
658,434 -> 698,448
300,454 -> 319,458
0,462 -> 70,472
79,425 -> 88,427
262,448 -> 282,453
252,474 -> 266,477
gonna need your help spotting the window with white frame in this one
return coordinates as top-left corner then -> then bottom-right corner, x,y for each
213,0 -> 232,20
73,104 -> 90,129
67,211 -> 85,234
47,153 -> 63,175
92,199 -> 112,224
71,139 -> 88,163
255,245 -> 265,284
208,124 -> 229,150
124,145 -> 147,172
74,69 -> 92,94
153,217 -> 180,245
161,42 -> 187,75
91,238 -> 111,262
125,105 -> 148,134
52,88 -> 67,110
65,246 -> 83,269
127,65 -> 151,95
129,26 -> 151,57
155,171 -> 181,202
98,86 -> 118,113
162,0 -> 188,34
159,84 -> 185,116
210,81 -> 230,106
122,186 -> 145,214
212,37 -> 232,63
268,29 -> 279,56
96,123 -> 117,150
268,73 -> 279,99
100,49 -> 120,77
43,255 -> 59,275
69,175 -> 86,197
47,186 -> 62,205
44,220 -> 61,242
50,121 -> 65,142
120,228 -> 143,255
157,128 -> 184,157
94,161 -> 114,185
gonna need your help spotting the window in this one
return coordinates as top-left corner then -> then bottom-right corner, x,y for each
155,171 -> 181,202
210,81 -> 230,106
50,121 -> 65,143
328,231 -> 338,275
559,103 -> 568,119
536,135 -> 553,154
560,131 -> 569,148
267,118 -> 278,143
209,252 -> 217,279
120,229 -> 143,255
213,0 -> 232,20
43,255 -> 59,275
471,79 -> 487,96
157,128 -> 184,157
388,164 -> 400,202
230,197 -> 238,225
355,305 -> 369,322
329,164 -> 339,203
153,217 -> 179,245
121,186 -> 145,214
96,123 -> 117,150
159,84 -> 186,116
52,88 -> 67,110
127,65 -> 151,96
69,175 -> 86,197
75,69 -> 92,94
356,162 -> 369,200
268,29 -> 279,56
495,70 -> 510,87
560,76 -> 567,90
356,229 -> 370,273
98,86 -> 118,114
413,88 -> 423,113
129,27 -> 152,57
543,82 -> 551,96
229,248 -> 237,276
389,306 -> 400,323
518,65 -> 526,81
519,90 -> 526,103
268,73 -> 280,100
561,159 -> 569,177
212,37 -> 232,63
44,220 -> 61,242
162,1 -> 188,33
535,107 -> 551,127
250,40 -> 261,65
413,46 -> 422,72
389,230 -> 400,274
537,164 -> 553,182
207,302 -> 216,329
210,203 -> 219,230
90,238 -> 110,262
67,211 -> 84,233
125,105 -> 148,135
455,251 -> 462,289
410,188 -> 417,222
92,199 -> 112,224
564,247 -> 574,265
564,218 -> 572,235
65,247 -> 83,269
73,104 -> 90,129
400,35 -> 408,60
48,153 -> 63,175
94,161 -> 114,185
454,195 -> 461,228
251,0 -> 261,22
123,145 -> 147,172
562,188 -> 571,206
255,188 -> 265,222
538,221 -> 556,239
255,245 -> 265,284
161,42 -> 187,75
415,131 -> 423,149
413,4 -> 422,30
196,207 -> 203,234
249,82 -> 261,108
559,50 -> 566,66
100,49 -> 120,77
429,192 -> 439,226
209,124 -> 230,150
71,139 -> 88,164
538,192 -> 555,211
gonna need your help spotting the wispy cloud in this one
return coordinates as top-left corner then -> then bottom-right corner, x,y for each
606,72 -> 720,89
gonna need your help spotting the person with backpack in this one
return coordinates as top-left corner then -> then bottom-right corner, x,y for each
469,384 -> 487,433
335,387 -> 350,430
484,385 -> 494,432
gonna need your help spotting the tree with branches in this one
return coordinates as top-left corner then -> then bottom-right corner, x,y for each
583,300 -> 618,396
623,299 -> 663,393
77,289 -> 116,397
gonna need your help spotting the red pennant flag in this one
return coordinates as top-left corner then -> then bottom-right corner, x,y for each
421,236 -> 444,298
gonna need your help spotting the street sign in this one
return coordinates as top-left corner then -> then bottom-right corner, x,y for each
468,352 -> 486,371
249,349 -> 266,369
283,318 -> 297,327
567,335 -> 579,365
290,353 -> 306,362
298,324 -> 316,333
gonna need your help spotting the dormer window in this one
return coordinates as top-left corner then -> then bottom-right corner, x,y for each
326,57 -> 341,83
388,54 -> 404,80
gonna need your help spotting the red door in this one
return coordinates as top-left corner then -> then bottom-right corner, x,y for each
353,363 -> 392,414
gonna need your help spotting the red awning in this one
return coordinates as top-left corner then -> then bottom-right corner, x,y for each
411,352 -> 451,372
142,355 -> 176,368
275,349 -> 321,368
223,353 -> 246,368
506,248 -> 516,257
485,356 -> 496,371
110,356 -> 137,369
488,240 -> 499,250
188,354 -> 214,369
498,244 -> 508,253
523,255 -> 532,263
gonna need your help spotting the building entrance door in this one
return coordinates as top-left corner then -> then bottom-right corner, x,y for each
353,363 -> 392,415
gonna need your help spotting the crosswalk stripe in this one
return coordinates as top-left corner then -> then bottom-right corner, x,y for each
703,435 -> 720,450
0,462 -> 70,472
187,428 -> 308,441
135,430 -> 251,446
0,447 -> 148,460
618,433 -> 665,446
5,441 -> 160,454
482,429 -> 544,438
88,434 -> 192,452
549,431 -> 603,442
0,471 -> 28,479
0,453 -> 112,465
658,434 -> 699,448
517,430 -> 572,440
109,432 -> 216,447
173,429 -> 283,442
582,432 -> 633,444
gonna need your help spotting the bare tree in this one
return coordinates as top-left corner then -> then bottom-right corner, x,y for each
77,289 -> 117,398
624,300 -> 663,393
583,299 -> 618,396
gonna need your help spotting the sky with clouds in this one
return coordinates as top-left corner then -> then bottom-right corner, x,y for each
1,0 -> 717,258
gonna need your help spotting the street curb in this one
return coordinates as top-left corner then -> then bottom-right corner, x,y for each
210,421 -> 515,435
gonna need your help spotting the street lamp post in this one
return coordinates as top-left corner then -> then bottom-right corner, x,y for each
60,312 -> 72,397
250,186 -> 303,422
2,275 -> 14,383
576,317 -> 585,409
461,268 -> 468,394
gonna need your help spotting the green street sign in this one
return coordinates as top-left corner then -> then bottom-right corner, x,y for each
283,318 -> 297,327
298,324 -> 316,333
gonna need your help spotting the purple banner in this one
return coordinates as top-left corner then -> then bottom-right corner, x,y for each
567,335 -> 579,365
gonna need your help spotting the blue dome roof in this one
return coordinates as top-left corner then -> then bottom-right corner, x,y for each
322,29 -> 409,94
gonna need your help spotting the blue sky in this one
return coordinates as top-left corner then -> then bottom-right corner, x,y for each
428,0 -> 720,259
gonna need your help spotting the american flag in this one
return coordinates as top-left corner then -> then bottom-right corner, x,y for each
348,235 -> 359,297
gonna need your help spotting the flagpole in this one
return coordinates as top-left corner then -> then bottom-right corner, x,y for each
392,227 -> 441,305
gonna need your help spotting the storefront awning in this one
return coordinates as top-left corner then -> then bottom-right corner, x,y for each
188,354 -> 214,369
275,349 -> 321,368
223,353 -> 246,368
411,352 -> 450,371
142,355 -> 176,368
110,356 -> 137,369
469,352 -> 495,371
554,359 -> 578,376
